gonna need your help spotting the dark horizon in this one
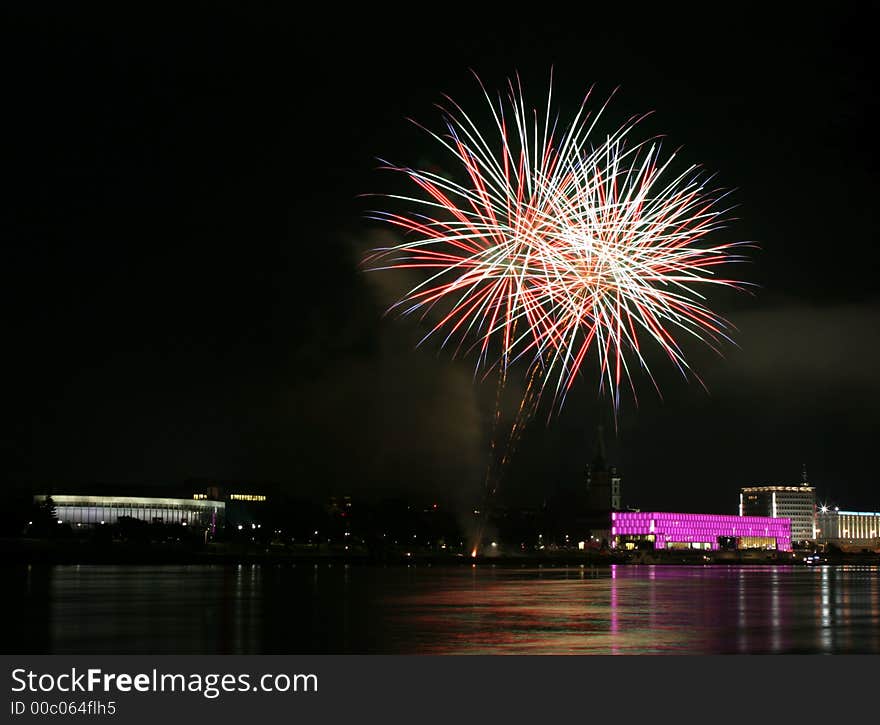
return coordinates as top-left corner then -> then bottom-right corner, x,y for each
4,7 -> 879,516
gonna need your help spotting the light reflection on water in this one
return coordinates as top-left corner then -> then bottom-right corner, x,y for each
7,564 -> 880,654
384,564 -> 880,654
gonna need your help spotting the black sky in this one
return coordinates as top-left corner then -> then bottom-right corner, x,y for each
3,5 -> 879,514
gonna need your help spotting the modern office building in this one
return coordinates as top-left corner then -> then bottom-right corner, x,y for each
34,493 -> 224,530
740,466 -> 816,542
611,511 -> 792,551
815,508 -> 880,547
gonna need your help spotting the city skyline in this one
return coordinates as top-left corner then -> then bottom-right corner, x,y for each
5,6 -> 880,667
19,457 -> 874,520
4,8 -> 878,519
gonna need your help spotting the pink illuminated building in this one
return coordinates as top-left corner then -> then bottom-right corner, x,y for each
611,511 -> 792,551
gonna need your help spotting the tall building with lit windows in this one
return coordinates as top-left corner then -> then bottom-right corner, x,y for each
740,465 -> 816,543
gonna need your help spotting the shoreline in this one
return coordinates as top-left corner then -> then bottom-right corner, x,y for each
2,538 -> 878,567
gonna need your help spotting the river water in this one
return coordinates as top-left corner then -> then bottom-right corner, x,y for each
7,564 -> 880,654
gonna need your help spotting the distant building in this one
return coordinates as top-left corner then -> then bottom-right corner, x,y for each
740,465 -> 816,542
199,483 -> 270,527
815,508 -> 880,548
32,480 -> 273,533
584,425 -> 622,539
34,493 -> 223,531
612,511 -> 792,551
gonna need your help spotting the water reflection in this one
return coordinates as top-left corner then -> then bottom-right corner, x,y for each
5,564 -> 880,654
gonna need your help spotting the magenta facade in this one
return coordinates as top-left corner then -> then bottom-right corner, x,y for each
611,511 -> 792,551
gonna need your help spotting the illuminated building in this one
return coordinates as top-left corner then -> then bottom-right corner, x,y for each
815,508 -> 880,547
611,511 -> 792,551
739,465 -> 816,542
227,493 -> 267,502
201,485 -> 270,527
33,494 -> 223,530
32,481 -> 273,532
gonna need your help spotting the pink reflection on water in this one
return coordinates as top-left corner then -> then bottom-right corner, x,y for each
380,565 -> 880,654
610,565 -> 619,655
383,566 -> 702,654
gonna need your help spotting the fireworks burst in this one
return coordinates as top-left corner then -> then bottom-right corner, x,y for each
364,74 -> 750,416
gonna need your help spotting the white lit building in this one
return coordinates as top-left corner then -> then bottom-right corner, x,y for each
740,484 -> 816,542
34,494 -> 224,529
815,508 -> 880,547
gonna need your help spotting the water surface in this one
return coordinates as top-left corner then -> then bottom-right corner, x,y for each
8,564 -> 880,654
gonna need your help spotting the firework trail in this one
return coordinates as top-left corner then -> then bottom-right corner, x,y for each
363,73 -> 750,553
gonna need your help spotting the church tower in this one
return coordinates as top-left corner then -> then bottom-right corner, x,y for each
585,425 -> 622,537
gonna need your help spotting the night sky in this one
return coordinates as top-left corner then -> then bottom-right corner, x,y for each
4,6 -> 878,515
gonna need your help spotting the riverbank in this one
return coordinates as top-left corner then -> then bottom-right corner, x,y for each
0,537 -> 621,566
2,538 -> 878,566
